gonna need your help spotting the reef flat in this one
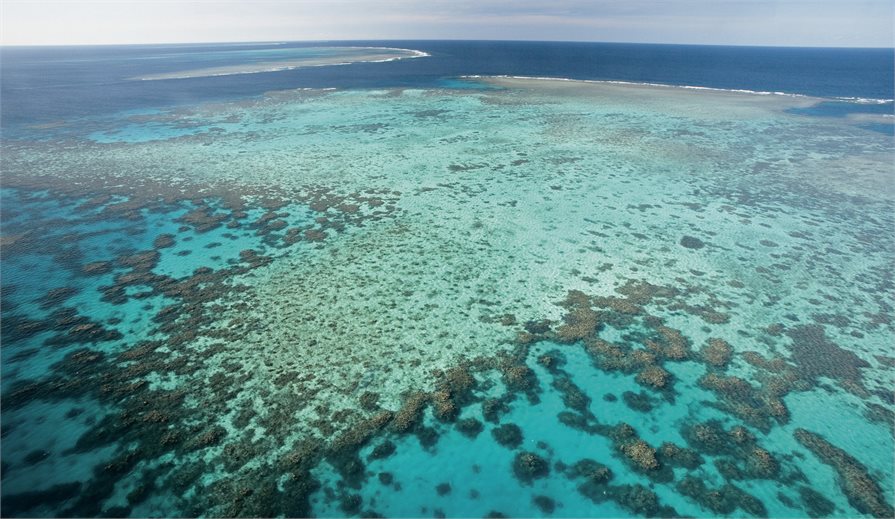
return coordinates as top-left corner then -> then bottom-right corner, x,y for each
1,77 -> 893,518
132,46 -> 428,80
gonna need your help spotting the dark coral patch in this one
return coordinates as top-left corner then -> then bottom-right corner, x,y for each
566,459 -> 613,484
697,373 -> 789,431
153,233 -> 176,248
795,428 -> 893,518
623,390 -> 656,412
368,441 -> 396,461
456,418 -> 484,439
677,477 -> 767,517
611,484 -> 676,517
481,398 -> 510,424
491,423 -> 523,449
610,423 -> 666,479
36,287 -> 80,310
502,363 -> 537,391
392,393 -> 428,433
532,495 -> 556,514
81,261 -> 113,276
635,365 -> 671,390
786,325 -> 870,392
657,442 -> 703,470
555,290 -> 601,342
679,235 -> 705,249
799,486 -> 836,518
512,451 -> 550,484
1,482 -> 83,517
701,338 -> 733,368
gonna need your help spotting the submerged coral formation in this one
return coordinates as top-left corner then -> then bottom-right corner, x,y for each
794,429 -> 894,518
1,76 -> 892,518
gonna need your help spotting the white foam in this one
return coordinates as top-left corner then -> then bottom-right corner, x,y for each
833,96 -> 894,105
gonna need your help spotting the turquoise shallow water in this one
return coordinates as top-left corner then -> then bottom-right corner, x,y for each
1,75 -> 893,518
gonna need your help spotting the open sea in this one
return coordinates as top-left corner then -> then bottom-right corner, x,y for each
1,41 -> 893,518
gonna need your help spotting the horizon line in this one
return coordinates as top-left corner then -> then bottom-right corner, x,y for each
1,38 -> 893,50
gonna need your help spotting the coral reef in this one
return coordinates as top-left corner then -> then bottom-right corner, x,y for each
368,440 -> 396,461
456,417 -> 484,439
36,286 -> 80,310
787,325 -> 871,394
701,338 -> 733,368
555,290 -> 601,342
697,373 -> 789,431
0,483 -> 83,518
679,235 -> 705,249
392,392 -> 428,433
799,485 -> 836,518
1,103 -> 890,519
623,390 -> 657,412
512,452 -> 550,484
744,447 -> 779,479
552,375 -> 592,413
566,459 -> 613,484
532,495 -> 556,514
676,477 -> 767,517
481,398 -> 510,424
657,442 -> 703,470
153,233 -> 176,248
635,365 -> 671,390
502,364 -> 537,391
619,439 -> 659,471
611,484 -> 677,517
492,424 -> 524,449
795,428 -> 894,518
610,423 -> 663,475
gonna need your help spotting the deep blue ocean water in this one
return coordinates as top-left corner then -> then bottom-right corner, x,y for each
2,41 -> 893,129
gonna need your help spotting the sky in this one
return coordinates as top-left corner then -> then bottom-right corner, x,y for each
1,0 -> 893,47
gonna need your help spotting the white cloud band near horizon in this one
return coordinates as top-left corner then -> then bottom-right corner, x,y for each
1,0 -> 892,47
